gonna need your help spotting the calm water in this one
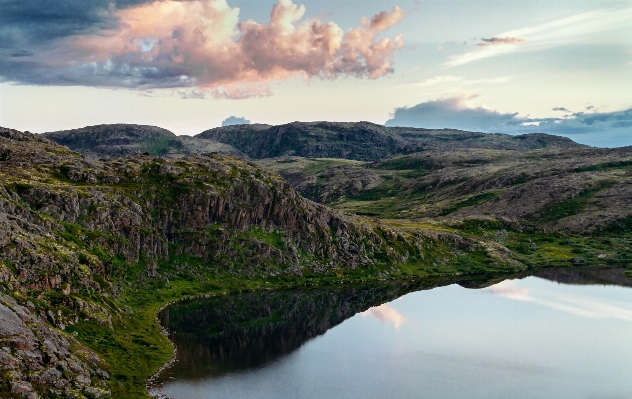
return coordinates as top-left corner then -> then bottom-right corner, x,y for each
158,269 -> 632,399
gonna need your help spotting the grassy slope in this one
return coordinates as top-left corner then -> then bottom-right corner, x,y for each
257,149 -> 632,270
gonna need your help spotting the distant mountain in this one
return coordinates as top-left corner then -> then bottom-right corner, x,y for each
43,122 -> 584,161
42,124 -> 244,158
197,121 -> 585,161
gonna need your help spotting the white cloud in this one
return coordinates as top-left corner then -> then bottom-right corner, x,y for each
409,75 -> 510,88
488,280 -> 632,322
444,6 -> 632,68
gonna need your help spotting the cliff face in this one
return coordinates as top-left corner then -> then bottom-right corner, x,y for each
2,127 -> 492,397
197,122 -> 409,161
2,128 -> 417,283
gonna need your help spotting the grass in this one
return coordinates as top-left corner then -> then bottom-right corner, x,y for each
537,181 -> 617,223
140,137 -> 175,157
376,156 -> 432,171
441,192 -> 498,216
303,158 -> 364,173
572,160 -> 632,173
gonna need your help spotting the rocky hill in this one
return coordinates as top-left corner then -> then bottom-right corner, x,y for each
43,124 -> 244,158
197,121 -> 583,161
259,147 -> 632,234
44,122 -> 584,162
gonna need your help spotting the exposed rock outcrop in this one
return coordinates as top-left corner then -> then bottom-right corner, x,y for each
0,293 -> 110,399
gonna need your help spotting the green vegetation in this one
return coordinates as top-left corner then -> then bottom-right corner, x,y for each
140,137 -> 174,156
538,182 -> 615,222
441,192 -> 498,216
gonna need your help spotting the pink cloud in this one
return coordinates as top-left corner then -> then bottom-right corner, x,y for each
46,0 -> 407,98
477,37 -> 529,47
361,304 -> 407,328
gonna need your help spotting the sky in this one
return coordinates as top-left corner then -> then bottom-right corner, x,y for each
0,0 -> 631,146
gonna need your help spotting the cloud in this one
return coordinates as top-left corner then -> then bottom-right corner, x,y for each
410,75 -> 510,88
385,95 -> 632,147
552,107 -> 569,112
385,94 -> 521,132
444,6 -> 632,68
222,116 -> 250,126
361,304 -> 407,328
477,37 -> 528,47
416,75 -> 463,87
0,0 -> 408,98
487,280 -> 632,322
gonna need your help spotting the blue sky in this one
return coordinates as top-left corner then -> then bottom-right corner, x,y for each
0,0 -> 630,146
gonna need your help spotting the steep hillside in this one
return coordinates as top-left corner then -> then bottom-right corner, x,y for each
258,148 -> 632,269
1,127 -> 512,398
196,122 -> 408,161
43,124 -> 243,158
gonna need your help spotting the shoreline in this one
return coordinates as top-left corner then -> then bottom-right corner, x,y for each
142,267 -> 527,397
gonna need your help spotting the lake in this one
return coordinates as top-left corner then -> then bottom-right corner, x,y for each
157,268 -> 632,399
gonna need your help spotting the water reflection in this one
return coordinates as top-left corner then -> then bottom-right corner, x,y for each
488,279 -> 632,321
360,304 -> 407,328
158,267 -> 632,399
158,276 -> 466,380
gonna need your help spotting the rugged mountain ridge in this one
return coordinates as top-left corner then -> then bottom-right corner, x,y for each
42,124 -> 243,159
198,121 -> 583,161
43,122 -> 583,162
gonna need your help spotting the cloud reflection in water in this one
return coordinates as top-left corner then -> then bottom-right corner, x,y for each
488,280 -> 632,322
361,304 -> 407,328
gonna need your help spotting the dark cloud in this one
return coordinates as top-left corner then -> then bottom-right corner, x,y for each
385,95 -> 521,132
552,107 -> 569,112
0,0 -> 148,45
477,37 -> 528,47
222,116 -> 251,126
385,96 -> 632,147
0,0 -> 154,84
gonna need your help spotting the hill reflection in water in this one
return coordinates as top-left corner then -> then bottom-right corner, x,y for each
157,267 -> 632,387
